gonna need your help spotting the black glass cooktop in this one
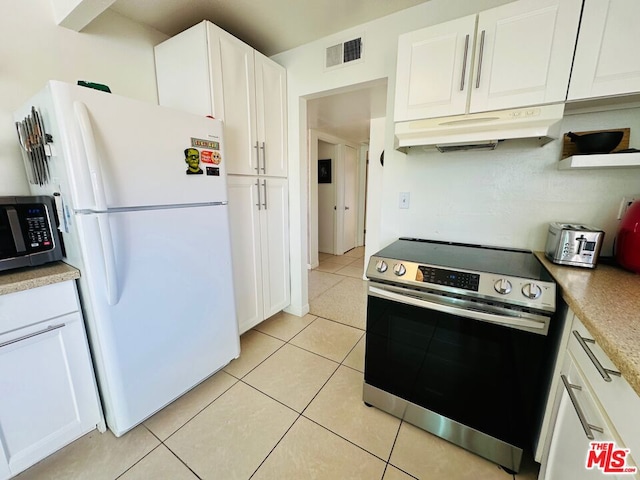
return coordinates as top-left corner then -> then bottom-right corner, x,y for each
375,238 -> 552,282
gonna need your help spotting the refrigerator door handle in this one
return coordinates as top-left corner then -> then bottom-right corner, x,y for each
74,101 -> 108,212
96,213 -> 119,306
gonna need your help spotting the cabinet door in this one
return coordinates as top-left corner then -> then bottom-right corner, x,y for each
259,177 -> 290,319
227,175 -> 264,334
255,52 -> 287,177
394,14 -> 476,121
208,23 -> 258,176
470,0 -> 581,113
544,353 -> 635,479
568,0 -> 640,101
154,21 -> 213,118
0,312 -> 101,476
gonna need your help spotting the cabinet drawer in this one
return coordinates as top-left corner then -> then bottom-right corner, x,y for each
545,351 -> 637,479
569,317 -> 640,458
0,281 -> 79,334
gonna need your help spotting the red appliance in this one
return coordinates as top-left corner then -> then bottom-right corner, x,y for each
616,200 -> 640,273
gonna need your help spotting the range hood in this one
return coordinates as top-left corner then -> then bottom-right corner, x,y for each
395,103 -> 565,152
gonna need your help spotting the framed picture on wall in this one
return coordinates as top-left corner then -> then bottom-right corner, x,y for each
318,159 -> 332,184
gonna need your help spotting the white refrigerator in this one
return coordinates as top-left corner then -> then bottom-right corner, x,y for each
14,81 -> 240,437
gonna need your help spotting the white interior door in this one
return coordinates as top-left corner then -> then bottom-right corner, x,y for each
342,145 -> 358,253
318,141 -> 336,254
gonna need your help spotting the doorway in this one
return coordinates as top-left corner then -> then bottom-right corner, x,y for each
309,131 -> 365,267
305,80 -> 387,270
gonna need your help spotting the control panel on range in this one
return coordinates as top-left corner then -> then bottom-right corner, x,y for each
366,257 -> 555,311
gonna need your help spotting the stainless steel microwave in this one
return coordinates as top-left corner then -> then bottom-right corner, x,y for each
0,195 -> 63,272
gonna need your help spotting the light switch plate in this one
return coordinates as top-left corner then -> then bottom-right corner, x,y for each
399,192 -> 410,209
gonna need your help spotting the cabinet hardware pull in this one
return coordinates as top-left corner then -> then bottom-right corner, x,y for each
561,374 -> 604,440
572,330 -> 621,382
262,180 -> 267,209
475,30 -> 486,89
260,142 -> 266,174
460,34 -> 470,91
1,323 -> 66,349
255,179 -> 262,210
254,142 -> 260,172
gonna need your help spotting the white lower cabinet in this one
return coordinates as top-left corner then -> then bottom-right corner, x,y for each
540,310 -> 639,479
227,176 -> 290,334
0,280 -> 102,479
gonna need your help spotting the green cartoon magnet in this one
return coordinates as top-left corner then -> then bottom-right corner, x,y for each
184,148 -> 203,175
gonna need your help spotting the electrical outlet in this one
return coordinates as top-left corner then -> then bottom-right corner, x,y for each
618,195 -> 640,220
399,192 -> 410,209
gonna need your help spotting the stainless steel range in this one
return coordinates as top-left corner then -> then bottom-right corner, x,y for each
363,238 -> 560,473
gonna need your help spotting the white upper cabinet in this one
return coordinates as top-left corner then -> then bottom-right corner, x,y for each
155,21 -> 287,177
568,0 -> 640,101
208,26 -> 257,176
394,14 -> 476,120
254,51 -> 288,178
394,0 -> 582,122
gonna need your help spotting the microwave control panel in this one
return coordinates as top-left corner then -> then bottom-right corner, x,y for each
21,204 -> 54,252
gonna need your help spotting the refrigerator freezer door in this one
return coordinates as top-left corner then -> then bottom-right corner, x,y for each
49,81 -> 228,210
73,205 -> 239,436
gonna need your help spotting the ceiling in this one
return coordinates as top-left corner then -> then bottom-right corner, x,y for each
110,0 -> 426,144
307,82 -> 388,144
110,0 -> 429,57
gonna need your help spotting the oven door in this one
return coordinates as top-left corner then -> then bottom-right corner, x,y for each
365,282 -> 553,449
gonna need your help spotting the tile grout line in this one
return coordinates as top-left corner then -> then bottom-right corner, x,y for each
148,259 -> 367,479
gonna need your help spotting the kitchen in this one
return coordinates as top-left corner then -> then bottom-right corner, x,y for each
1,0 -> 640,478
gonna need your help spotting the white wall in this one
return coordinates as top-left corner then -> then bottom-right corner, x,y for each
0,1 -> 167,195
273,0 -> 640,316
273,0 -> 517,316
395,108 -> 640,255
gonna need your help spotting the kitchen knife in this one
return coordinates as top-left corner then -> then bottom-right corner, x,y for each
33,108 -> 50,183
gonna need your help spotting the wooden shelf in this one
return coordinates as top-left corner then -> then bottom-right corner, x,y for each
558,152 -> 640,170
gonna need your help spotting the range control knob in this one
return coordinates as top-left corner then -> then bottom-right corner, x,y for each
522,283 -> 542,299
393,263 -> 407,276
494,279 -> 512,295
375,260 -> 388,273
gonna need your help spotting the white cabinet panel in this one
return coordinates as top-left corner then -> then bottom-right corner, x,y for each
394,15 -> 476,121
155,21 -> 287,177
470,0 -> 580,113
255,51 -> 287,177
393,0 -> 581,121
540,310 -> 640,479
209,25 -> 258,176
544,353 -> 633,480
260,178 -> 290,319
227,176 -> 263,333
0,282 -> 102,479
568,0 -> 640,100
155,21 -> 291,333
228,176 -> 290,333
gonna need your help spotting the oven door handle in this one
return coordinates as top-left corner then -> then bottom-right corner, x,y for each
369,286 -> 548,333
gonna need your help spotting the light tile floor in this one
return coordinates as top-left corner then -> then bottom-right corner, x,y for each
16,246 -> 539,480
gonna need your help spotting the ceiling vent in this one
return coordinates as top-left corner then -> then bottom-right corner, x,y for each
325,37 -> 363,69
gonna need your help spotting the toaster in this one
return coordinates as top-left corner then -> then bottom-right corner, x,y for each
544,223 -> 605,268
